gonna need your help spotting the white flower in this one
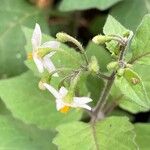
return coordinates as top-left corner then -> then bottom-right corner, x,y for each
43,83 -> 92,113
31,23 -> 60,76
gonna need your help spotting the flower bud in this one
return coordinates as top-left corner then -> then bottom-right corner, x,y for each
92,35 -> 112,44
126,63 -> 132,68
88,56 -> 99,74
117,68 -> 125,76
56,32 -> 69,43
107,61 -> 118,71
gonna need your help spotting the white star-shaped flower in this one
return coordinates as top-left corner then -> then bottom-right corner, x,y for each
43,83 -> 92,113
31,23 -> 60,76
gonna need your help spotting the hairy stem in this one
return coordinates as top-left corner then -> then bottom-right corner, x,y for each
92,71 -> 115,121
91,39 -> 128,122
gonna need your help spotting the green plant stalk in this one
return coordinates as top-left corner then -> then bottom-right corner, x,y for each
91,40 -> 128,122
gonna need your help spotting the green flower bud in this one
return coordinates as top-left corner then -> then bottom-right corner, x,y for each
56,32 -> 69,42
56,32 -> 84,53
107,61 -> 118,71
126,63 -> 132,68
92,35 -> 112,44
117,68 -> 125,76
88,56 -> 99,74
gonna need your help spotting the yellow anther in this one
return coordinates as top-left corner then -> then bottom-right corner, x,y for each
27,52 -> 33,60
59,106 -> 70,113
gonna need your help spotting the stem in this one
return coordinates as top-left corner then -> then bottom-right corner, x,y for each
104,94 -> 123,115
97,72 -> 111,80
92,71 -> 115,121
91,38 -> 128,122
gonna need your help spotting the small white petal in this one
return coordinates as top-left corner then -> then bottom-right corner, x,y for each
79,104 -> 92,110
32,23 -> 42,50
43,56 -> 58,76
59,87 -> 68,97
43,83 -> 60,99
70,101 -> 91,110
41,41 -> 60,49
56,99 -> 65,110
73,97 -> 92,104
33,56 -> 44,73
44,51 -> 56,59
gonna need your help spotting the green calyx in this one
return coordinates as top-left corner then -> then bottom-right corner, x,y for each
40,71 -> 52,83
88,56 -> 99,74
63,91 -> 74,103
37,47 -> 53,58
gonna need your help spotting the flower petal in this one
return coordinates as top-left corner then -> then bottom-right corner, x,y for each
79,104 -> 92,110
73,97 -> 92,104
43,83 -> 60,99
41,41 -> 60,49
44,51 -> 56,59
33,56 -> 44,73
69,101 -> 92,110
43,56 -> 58,77
59,87 -> 68,97
56,99 -> 65,110
32,23 -> 42,50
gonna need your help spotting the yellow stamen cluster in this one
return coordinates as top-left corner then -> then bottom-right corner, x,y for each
59,106 -> 70,113
27,52 -> 33,60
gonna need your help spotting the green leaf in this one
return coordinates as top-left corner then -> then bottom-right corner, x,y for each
135,123 -> 150,150
110,84 -> 148,114
103,15 -> 128,53
130,14 -> 150,65
0,71 -> 82,129
89,15 -> 107,35
111,0 -> 150,32
23,27 -> 83,77
0,0 -> 49,78
0,99 -> 11,115
53,116 -> 137,150
0,115 -> 56,150
115,68 -> 150,111
59,0 -> 123,11
133,64 -> 150,97
103,15 -> 127,36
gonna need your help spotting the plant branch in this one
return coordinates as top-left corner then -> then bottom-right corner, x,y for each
91,38 -> 128,122
91,71 -> 116,121
96,72 -> 111,80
